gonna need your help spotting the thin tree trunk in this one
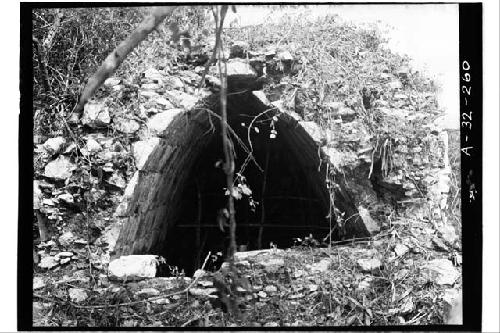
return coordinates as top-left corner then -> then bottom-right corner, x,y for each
195,179 -> 202,269
257,146 -> 270,249
74,6 -> 177,114
32,37 -> 51,94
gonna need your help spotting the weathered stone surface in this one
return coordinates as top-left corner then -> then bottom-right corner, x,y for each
265,285 -> 278,293
394,243 -> 409,257
132,138 -> 161,170
109,255 -> 165,280
357,258 -> 382,272
143,68 -> 163,81
277,50 -> 293,61
147,109 -> 184,134
68,288 -> 88,303
189,288 -> 218,297
135,287 -> 160,297
56,251 -> 74,258
33,276 -> 46,290
104,77 -> 121,87
114,117 -> 141,134
107,172 -> 126,189
252,90 -> 270,105
299,121 -> 325,144
438,224 -> 459,247
141,83 -> 160,90
82,103 -> 111,128
33,302 -> 51,322
325,148 -> 357,170
394,93 -> 408,100
310,258 -> 332,273
102,218 -> 125,253
357,277 -> 373,290
163,91 -> 199,109
155,97 -> 175,109
85,138 -> 102,153
193,269 -> 206,279
432,236 -> 449,252
337,106 -> 357,121
234,249 -> 285,262
226,59 -> 257,76
33,180 -> 43,210
44,155 -> 76,180
388,79 -> 403,89
358,206 -> 380,234
58,231 -> 76,247
443,288 -> 462,324
115,172 -> 139,217
325,101 -> 344,110
57,193 -> 74,204
261,258 -> 285,273
39,256 -> 59,269
378,107 -> 409,119
164,76 -> 184,90
140,90 -> 158,98
43,137 -> 66,155
422,259 -> 460,285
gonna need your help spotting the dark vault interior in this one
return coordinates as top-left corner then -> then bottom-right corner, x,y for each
113,92 -> 367,276
160,94 -> 335,275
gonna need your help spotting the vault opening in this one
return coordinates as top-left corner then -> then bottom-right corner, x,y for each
113,92 -> 369,277
159,94 -> 337,275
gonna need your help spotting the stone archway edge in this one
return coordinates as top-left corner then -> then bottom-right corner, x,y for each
106,88 -> 381,259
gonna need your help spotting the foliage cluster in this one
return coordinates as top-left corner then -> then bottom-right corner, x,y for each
32,7 -> 147,136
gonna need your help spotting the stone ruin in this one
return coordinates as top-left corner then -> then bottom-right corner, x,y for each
87,47 -> 454,276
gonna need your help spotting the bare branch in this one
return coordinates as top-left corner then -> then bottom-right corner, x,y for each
73,6 -> 177,114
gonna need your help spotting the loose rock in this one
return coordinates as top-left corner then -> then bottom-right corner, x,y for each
58,231 -> 76,247
81,103 -> 111,128
109,255 -> 166,280
44,155 -> 76,180
107,172 -> 126,189
147,109 -> 184,134
156,97 -> 175,109
43,137 -> 66,155
310,258 -> 332,272
358,206 -> 380,234
135,288 -> 160,297
132,138 -> 161,170
261,258 -> 285,273
39,256 -> 59,269
422,259 -> 460,285
114,117 -> 141,134
57,193 -> 74,204
189,288 -> 218,297
394,244 -> 409,257
357,258 -> 382,272
264,285 -> 278,293
57,251 -> 74,258
104,77 -> 121,87
33,276 -> 46,290
68,288 -> 88,303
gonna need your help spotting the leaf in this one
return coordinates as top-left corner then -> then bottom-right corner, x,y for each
239,184 -> 252,196
231,187 -> 242,200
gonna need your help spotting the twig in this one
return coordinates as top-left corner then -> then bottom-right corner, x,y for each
257,146 -> 270,249
196,107 -> 262,172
